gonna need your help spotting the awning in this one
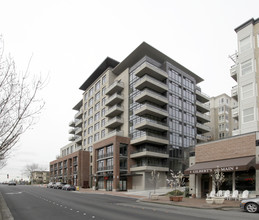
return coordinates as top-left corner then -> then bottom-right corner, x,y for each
184,156 -> 255,175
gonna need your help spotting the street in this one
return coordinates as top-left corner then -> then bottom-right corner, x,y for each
0,185 -> 258,220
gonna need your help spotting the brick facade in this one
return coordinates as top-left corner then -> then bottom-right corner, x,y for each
196,132 -> 256,163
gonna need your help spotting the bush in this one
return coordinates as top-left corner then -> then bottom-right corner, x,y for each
168,190 -> 184,196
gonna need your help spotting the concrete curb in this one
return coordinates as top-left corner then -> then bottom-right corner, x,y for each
0,192 -> 14,220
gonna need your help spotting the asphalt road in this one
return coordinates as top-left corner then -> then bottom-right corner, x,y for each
0,185 -> 258,220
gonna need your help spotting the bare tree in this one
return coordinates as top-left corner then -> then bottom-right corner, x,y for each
0,37 -> 45,167
23,163 -> 40,179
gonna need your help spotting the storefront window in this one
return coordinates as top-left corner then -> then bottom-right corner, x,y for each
235,168 -> 255,191
220,172 -> 232,191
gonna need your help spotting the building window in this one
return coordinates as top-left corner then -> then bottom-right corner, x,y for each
101,119 -> 105,127
89,87 -> 93,97
94,122 -> 100,131
94,132 -> 99,142
88,116 -> 93,125
88,136 -> 93,144
240,35 -> 251,53
101,129 -> 105,138
94,112 -> 100,121
101,108 -> 105,117
88,107 -> 93,116
241,59 -> 252,76
102,97 -> 106,106
88,146 -> 93,152
95,92 -> 100,101
88,126 -> 93,134
102,87 -> 106,96
95,80 -> 100,91
243,107 -> 254,123
242,83 -> 253,99
102,75 -> 106,85
84,93 -> 87,101
89,98 -> 93,106
95,102 -> 100,111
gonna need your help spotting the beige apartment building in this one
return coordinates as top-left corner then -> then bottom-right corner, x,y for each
206,94 -> 238,141
63,42 -> 210,191
31,171 -> 49,184
186,18 -> 259,198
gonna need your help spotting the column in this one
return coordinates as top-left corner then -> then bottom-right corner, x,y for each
232,171 -> 236,192
196,174 -> 202,198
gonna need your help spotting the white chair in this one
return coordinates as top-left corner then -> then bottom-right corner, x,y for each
230,190 -> 239,201
217,190 -> 223,197
207,190 -> 216,198
239,190 -> 249,200
223,190 -> 230,200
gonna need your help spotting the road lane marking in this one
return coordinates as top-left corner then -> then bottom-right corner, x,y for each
6,192 -> 22,195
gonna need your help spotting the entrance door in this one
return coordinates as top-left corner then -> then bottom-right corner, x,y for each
201,174 -> 210,198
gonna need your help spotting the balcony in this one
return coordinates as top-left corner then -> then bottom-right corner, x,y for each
105,130 -> 124,139
131,132 -> 168,145
196,112 -> 210,123
106,93 -> 123,106
231,85 -> 238,101
105,105 -> 123,117
69,135 -> 76,141
135,119 -> 168,132
69,128 -> 76,134
75,135 -> 82,144
75,128 -> 82,135
130,148 -> 169,159
135,89 -> 167,106
75,119 -> 83,127
75,109 -> 83,119
230,65 -> 237,82
69,120 -> 75,127
134,61 -> 168,81
196,87 -> 210,103
105,117 -> 123,129
232,129 -> 240,136
105,81 -> 124,95
196,123 -> 211,133
97,166 -> 113,172
130,164 -> 168,172
135,103 -> 168,119
135,75 -> 167,93
232,107 -> 239,120
196,134 -> 208,142
196,100 -> 210,113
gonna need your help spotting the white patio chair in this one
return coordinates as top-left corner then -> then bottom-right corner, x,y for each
206,190 -> 216,198
223,190 -> 230,200
239,190 -> 249,200
230,190 -> 239,201
217,190 -> 223,197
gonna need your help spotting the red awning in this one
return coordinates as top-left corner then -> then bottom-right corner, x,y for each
184,156 -> 255,175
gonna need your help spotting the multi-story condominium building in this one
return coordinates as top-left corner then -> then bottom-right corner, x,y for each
50,150 -> 90,187
206,94 -> 238,140
30,171 -> 49,184
230,18 -> 259,135
67,42 -> 210,191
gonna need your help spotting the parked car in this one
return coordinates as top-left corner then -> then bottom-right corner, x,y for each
62,184 -> 76,191
240,197 -> 259,213
53,182 -> 66,189
47,182 -> 54,188
8,181 -> 16,186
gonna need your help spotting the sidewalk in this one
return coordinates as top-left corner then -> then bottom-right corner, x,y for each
77,188 -> 240,210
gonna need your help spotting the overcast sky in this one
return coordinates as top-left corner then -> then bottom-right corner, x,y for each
0,0 -> 258,181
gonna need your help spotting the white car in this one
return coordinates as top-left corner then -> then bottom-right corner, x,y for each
240,197 -> 259,213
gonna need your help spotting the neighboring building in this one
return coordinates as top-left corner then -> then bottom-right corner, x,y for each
230,18 -> 259,136
67,42 -> 210,191
31,171 -> 49,184
185,132 -> 259,198
49,150 -> 90,188
206,94 -> 238,141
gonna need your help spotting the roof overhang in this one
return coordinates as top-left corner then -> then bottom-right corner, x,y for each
184,156 -> 255,175
113,42 -> 203,83
79,57 -> 119,91
234,17 -> 259,32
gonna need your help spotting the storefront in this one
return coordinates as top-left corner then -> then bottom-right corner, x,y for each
185,132 -> 259,198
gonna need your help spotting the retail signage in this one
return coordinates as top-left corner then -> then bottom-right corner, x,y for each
189,166 -> 240,174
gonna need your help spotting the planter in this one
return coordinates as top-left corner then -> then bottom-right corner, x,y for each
150,194 -> 159,200
170,196 -> 183,202
213,197 -> 225,204
206,198 -> 214,204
